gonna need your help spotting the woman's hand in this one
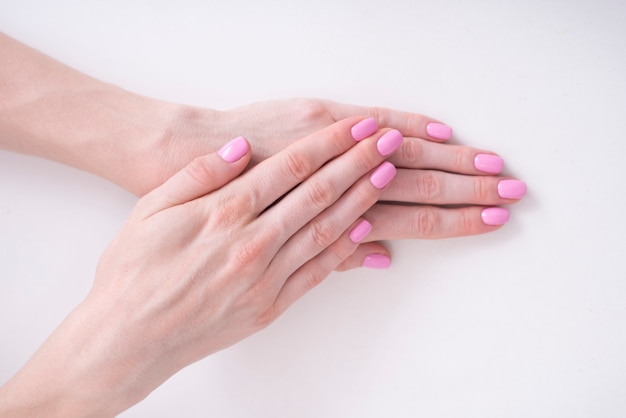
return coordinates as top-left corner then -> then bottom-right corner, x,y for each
0,117 -> 403,417
181,99 -> 526,270
336,138 -> 527,270
150,98 -> 453,194
1,35 -> 525,268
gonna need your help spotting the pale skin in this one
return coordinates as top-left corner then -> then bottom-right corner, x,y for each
0,33 -> 522,268
0,33 -> 525,416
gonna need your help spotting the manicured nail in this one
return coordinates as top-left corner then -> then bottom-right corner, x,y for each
349,220 -> 373,243
218,136 -> 249,163
351,117 -> 378,142
426,122 -> 452,140
481,207 -> 510,226
376,129 -> 404,157
370,161 -> 397,189
474,154 -> 504,174
363,254 -> 391,269
498,180 -> 527,199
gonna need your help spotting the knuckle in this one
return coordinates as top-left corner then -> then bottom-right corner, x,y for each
351,181 -> 375,208
406,114 -> 425,136
416,172 -> 442,201
453,147 -> 470,171
334,261 -> 351,272
255,304 -> 279,330
307,180 -> 336,209
304,267 -> 327,290
473,177 -> 491,201
297,99 -> 333,122
400,139 -> 424,166
284,152 -> 315,182
327,240 -> 356,265
210,192 -> 255,226
460,207 -> 477,234
211,201 -> 238,226
367,107 -> 387,127
186,156 -> 217,186
353,142 -> 379,173
413,207 -> 438,237
310,218 -> 337,249
324,125 -> 349,154
232,236 -> 269,267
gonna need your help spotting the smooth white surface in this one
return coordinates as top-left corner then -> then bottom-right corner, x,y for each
1,1 -> 626,417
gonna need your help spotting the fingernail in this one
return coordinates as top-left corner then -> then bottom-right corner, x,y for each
370,161 -> 397,189
474,154 -> 504,174
497,180 -> 527,199
481,207 -> 510,226
349,219 -> 373,243
376,129 -> 404,157
351,117 -> 378,142
426,122 -> 452,140
363,254 -> 391,269
218,136 -> 249,163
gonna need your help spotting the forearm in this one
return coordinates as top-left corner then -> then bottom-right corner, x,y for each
0,299 -> 154,417
0,32 -> 221,195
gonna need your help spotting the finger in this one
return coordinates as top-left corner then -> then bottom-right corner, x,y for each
271,218 -> 369,315
261,125 -> 400,248
238,117 -> 376,215
363,204 -> 510,241
388,136 -> 505,175
135,136 -> 251,218
382,170 -> 527,205
266,160 -> 397,282
324,100 -> 452,142
334,242 -> 391,272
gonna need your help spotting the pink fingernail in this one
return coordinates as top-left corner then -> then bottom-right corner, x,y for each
376,129 -> 404,157
481,207 -> 510,226
370,161 -> 397,189
351,118 -> 378,142
426,122 -> 452,140
363,254 -> 391,269
218,136 -> 249,163
474,154 -> 504,174
349,219 -> 373,243
498,180 -> 527,199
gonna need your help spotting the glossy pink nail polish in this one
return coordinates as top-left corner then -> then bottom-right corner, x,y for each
498,180 -> 527,199
474,154 -> 504,174
351,118 -> 378,142
377,129 -> 404,157
426,122 -> 452,140
363,254 -> 391,269
370,162 -> 397,189
218,136 -> 249,163
349,220 -> 373,243
481,207 -> 510,226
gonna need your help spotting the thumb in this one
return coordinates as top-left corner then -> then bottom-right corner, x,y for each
136,136 -> 251,218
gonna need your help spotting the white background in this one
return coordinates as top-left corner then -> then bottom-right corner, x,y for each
1,1 -> 626,417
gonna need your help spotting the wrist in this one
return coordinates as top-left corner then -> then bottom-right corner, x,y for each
0,299 -> 155,417
83,90 -> 229,196
0,34 -> 225,196
142,102 -> 226,194
62,85 -> 222,197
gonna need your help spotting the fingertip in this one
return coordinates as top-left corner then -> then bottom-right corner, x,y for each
425,122 -> 453,141
362,253 -> 392,269
474,153 -> 504,174
218,136 -> 251,163
335,242 -> 391,271
349,219 -> 373,244
351,117 -> 379,142
481,207 -> 510,226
